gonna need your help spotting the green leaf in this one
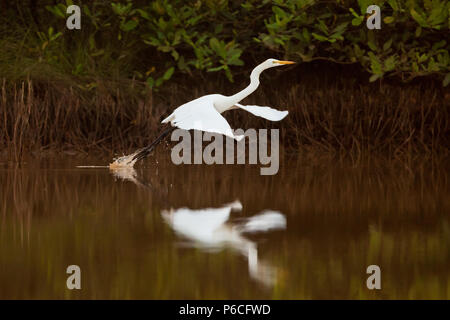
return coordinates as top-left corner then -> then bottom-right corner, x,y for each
333,22 -> 348,35
352,17 -> 363,26
209,38 -> 221,53
273,6 -> 286,18
45,5 -> 65,18
171,50 -> 179,61
368,52 -> 383,75
354,44 -> 364,58
384,56 -> 396,71
357,0 -> 372,13
311,33 -> 328,42
136,9 -> 150,20
162,67 -> 175,81
383,38 -> 393,51
155,77 -> 164,87
146,77 -> 154,88
428,1 -> 447,27
224,66 -> 233,82
207,66 -> 225,72
367,32 -> 377,51
302,28 -> 310,43
443,73 -> 450,87
121,20 -> 138,32
432,40 -> 446,51
383,16 -> 394,24
387,0 -> 399,11
50,32 -> 62,42
410,9 -> 428,27
415,26 -> 422,37
369,74 -> 381,82
349,8 -> 361,18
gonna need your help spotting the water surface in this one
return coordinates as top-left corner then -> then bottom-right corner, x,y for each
0,154 -> 448,299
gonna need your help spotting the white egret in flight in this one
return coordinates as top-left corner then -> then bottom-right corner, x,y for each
161,58 -> 294,141
110,58 -> 295,166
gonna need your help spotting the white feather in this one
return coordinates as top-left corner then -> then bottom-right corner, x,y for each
235,103 -> 288,121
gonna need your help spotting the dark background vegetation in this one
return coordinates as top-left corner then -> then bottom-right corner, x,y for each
0,0 -> 449,160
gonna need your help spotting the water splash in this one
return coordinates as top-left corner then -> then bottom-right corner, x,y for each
76,149 -> 143,169
110,166 -> 139,183
108,151 -> 140,169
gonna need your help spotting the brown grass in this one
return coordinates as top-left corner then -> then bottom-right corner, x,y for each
0,63 -> 449,161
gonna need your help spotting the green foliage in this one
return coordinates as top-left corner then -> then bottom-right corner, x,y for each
2,0 -> 449,86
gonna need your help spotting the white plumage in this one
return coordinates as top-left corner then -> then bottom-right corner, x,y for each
162,58 -> 294,140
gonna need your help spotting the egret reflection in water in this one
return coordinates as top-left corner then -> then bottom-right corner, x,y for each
161,201 -> 286,287
107,167 -> 287,287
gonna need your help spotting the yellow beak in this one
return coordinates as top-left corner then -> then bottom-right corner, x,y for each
275,60 -> 295,65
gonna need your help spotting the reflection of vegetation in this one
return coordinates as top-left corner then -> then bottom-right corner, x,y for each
0,156 -> 448,299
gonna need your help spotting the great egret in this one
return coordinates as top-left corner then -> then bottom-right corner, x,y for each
109,58 -> 294,166
161,58 -> 294,141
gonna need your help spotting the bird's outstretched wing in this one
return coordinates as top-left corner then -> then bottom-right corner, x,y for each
235,103 -> 288,121
162,98 -> 244,141
238,210 -> 286,233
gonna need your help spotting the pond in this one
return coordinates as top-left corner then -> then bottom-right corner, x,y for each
0,154 -> 448,299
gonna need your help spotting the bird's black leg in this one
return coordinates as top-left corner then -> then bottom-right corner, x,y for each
132,126 -> 174,162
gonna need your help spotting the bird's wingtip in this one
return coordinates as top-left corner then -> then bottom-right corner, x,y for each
278,110 -> 289,121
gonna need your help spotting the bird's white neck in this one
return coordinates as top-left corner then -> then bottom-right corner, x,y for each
215,63 -> 266,113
